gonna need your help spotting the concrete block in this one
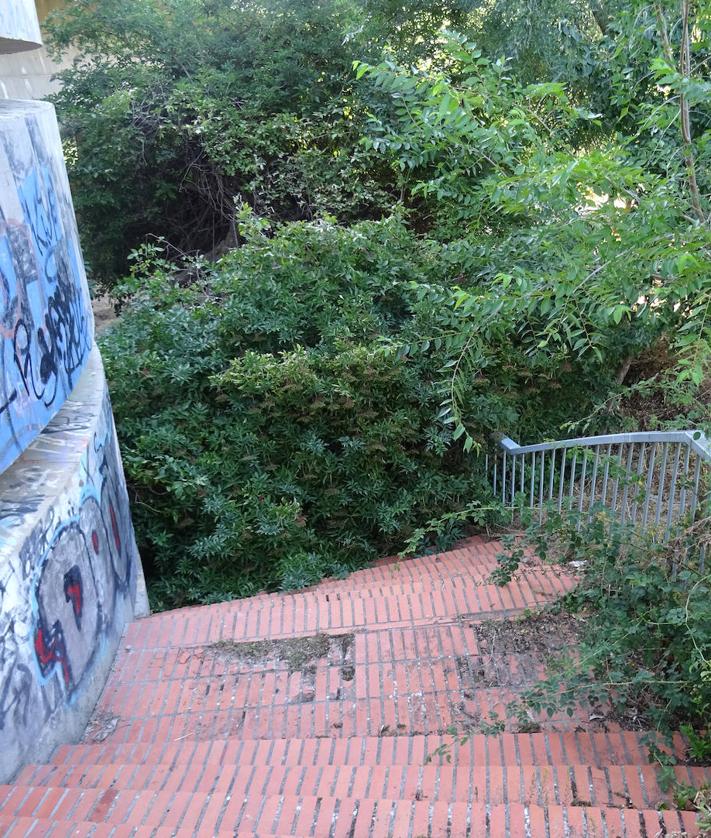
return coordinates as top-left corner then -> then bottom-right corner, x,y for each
0,99 -> 94,473
0,344 -> 148,782
0,0 -> 42,54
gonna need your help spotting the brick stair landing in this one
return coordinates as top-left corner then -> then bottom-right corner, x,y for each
1,536 -> 707,837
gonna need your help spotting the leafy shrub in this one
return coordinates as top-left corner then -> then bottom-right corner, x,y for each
91,2 -> 711,615
101,215 -> 489,607
104,197 -> 709,609
357,33 -> 711,390
48,0 -> 694,285
48,0 -> 396,285
494,509 -> 711,735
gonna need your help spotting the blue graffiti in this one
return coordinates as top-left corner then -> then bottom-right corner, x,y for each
0,161 -> 92,472
18,166 -> 62,286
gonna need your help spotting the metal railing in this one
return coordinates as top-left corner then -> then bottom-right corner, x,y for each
486,431 -> 711,561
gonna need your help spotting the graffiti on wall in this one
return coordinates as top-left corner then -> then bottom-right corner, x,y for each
0,29 -> 141,780
0,366 -> 139,779
32,397 -> 135,694
0,0 -> 42,51
0,102 -> 93,473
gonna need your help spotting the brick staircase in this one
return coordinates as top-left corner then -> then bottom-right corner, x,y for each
0,537 -> 707,836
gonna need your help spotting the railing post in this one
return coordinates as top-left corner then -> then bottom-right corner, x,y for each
641,443 -> 657,528
588,446 -> 600,521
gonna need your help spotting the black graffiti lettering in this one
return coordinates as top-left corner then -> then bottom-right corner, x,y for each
13,272 -> 89,410
0,390 -> 17,417
1,163 -> 91,468
0,624 -> 32,733
19,166 -> 61,286
46,271 -> 88,384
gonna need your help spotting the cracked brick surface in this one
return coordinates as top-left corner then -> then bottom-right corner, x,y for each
1,536 -> 707,836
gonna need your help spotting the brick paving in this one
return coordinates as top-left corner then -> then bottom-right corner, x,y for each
1,536 -> 707,836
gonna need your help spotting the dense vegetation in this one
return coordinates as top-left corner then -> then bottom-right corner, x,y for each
51,0 -> 709,738
493,508 -> 710,752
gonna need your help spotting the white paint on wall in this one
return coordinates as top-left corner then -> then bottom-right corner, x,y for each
0,1 -> 73,101
0,0 -> 42,54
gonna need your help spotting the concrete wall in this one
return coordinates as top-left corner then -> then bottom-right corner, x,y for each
0,2 -> 72,101
0,100 -> 94,474
0,346 -> 148,782
0,0 -> 149,783
0,0 -> 42,53
0,46 -> 72,101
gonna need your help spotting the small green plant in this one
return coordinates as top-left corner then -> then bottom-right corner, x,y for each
493,509 -> 711,736
654,756 -> 711,826
490,535 -> 527,586
399,501 -> 507,558
681,725 -> 711,764
478,717 -> 506,735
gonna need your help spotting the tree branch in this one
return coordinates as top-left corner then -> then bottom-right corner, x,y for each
679,0 -> 706,223
655,1 -> 706,222
590,0 -> 610,36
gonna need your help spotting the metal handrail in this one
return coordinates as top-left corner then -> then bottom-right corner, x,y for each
499,430 -> 711,460
487,430 -> 710,560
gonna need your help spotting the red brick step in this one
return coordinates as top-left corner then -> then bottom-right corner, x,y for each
0,791 -> 702,837
13,762 -> 711,812
0,817 -> 277,837
122,575 -> 576,650
49,730 -> 685,770
2,536 -> 705,836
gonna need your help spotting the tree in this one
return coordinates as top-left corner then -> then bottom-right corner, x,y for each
47,0 -> 395,285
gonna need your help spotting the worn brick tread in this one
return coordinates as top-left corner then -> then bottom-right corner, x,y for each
110,618 -> 504,679
261,566 -> 507,599
0,794 -> 702,836
147,538 -> 512,603
50,730 -> 685,770
119,539 -> 514,611
13,763 -> 711,812
67,698 -> 619,744
0,817 -> 270,837
310,551 -> 544,592
122,574 -> 576,651
312,555 -> 515,591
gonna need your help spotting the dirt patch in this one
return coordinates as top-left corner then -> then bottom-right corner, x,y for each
457,656 -> 501,689
92,293 -> 119,335
82,711 -> 120,743
204,632 -> 354,675
456,611 -> 582,690
472,610 -> 581,655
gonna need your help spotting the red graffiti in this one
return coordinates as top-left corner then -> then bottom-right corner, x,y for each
33,565 -> 84,691
34,623 -> 71,688
91,530 -> 99,554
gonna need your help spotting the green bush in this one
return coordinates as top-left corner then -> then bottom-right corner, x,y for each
494,509 -> 711,736
47,0 -> 666,286
101,216 -> 487,607
103,212 -> 632,609
48,0 -> 396,285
